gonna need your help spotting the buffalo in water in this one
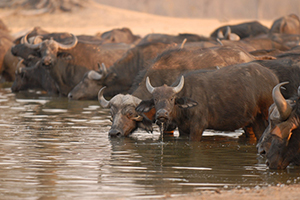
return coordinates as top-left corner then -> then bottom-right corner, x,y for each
257,82 -> 300,169
98,45 -> 260,137
136,62 -> 279,141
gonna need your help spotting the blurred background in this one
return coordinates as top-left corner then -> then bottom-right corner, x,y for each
0,0 -> 299,20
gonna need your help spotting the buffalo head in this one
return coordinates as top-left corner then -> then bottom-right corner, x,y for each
257,82 -> 300,169
23,32 -> 78,67
98,87 -> 153,137
68,63 -> 108,100
136,76 -> 198,130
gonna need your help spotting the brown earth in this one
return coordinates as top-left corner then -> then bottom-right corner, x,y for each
0,1 -> 300,199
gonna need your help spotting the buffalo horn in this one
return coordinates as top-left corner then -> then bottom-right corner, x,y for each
272,82 -> 292,121
88,70 -> 103,80
217,30 -> 224,39
298,86 -> 300,97
100,63 -> 108,77
146,77 -> 155,94
16,59 -> 24,74
56,34 -> 78,50
224,26 -> 231,39
23,33 -> 41,49
98,87 -> 110,108
172,76 -> 184,94
33,35 -> 43,44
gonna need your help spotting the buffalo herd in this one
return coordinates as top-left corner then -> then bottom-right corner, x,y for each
2,14 -> 300,169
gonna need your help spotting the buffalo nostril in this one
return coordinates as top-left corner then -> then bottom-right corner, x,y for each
68,93 -> 73,99
109,129 -> 122,137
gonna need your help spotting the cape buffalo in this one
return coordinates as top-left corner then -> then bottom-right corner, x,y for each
138,33 -> 212,46
99,27 -> 141,44
98,46 -> 265,137
68,42 -> 177,100
20,32 -> 131,70
11,59 -> 58,94
130,46 -> 259,100
136,62 -> 279,141
210,21 -> 269,39
257,82 -> 300,169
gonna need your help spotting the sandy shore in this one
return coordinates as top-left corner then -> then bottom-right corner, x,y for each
1,1 -> 299,199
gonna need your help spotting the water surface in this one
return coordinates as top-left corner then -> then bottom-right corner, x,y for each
0,87 -> 299,200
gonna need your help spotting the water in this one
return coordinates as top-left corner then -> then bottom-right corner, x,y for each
0,87 -> 300,200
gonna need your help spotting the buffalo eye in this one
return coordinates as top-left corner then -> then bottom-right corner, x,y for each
126,111 -> 134,119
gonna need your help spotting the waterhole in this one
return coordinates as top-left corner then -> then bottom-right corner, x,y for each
0,87 -> 299,199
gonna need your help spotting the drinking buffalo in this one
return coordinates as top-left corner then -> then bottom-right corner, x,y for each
98,45 -> 258,137
136,63 -> 279,141
98,87 -> 153,137
257,82 -> 300,169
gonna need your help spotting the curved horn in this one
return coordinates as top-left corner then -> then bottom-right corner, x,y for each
88,70 -> 103,80
180,38 -> 187,48
23,33 -> 42,49
217,29 -> 224,38
33,35 -> 43,44
100,63 -> 108,76
298,86 -> 300,97
272,82 -> 292,121
98,87 -> 110,108
16,59 -> 24,74
146,77 -> 155,94
56,34 -> 78,50
224,26 -> 231,39
172,76 -> 184,94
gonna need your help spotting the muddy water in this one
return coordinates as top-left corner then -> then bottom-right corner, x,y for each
0,87 -> 300,200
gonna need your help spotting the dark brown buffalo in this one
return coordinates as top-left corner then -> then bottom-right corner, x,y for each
219,35 -> 290,52
0,29 -> 15,82
136,63 -> 279,141
11,59 -> 58,94
210,21 -> 269,39
138,33 -> 212,45
43,57 -> 91,96
68,42 -> 177,100
130,46 -> 258,100
98,27 -> 141,44
270,14 -> 300,34
18,31 -> 130,70
11,32 -> 130,94
98,46 -> 259,137
266,33 -> 300,49
253,54 -> 300,99
257,82 -> 300,169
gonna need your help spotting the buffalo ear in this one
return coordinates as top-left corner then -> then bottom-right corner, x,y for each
137,114 -> 153,133
58,52 -> 73,60
175,97 -> 198,109
136,99 -> 154,113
